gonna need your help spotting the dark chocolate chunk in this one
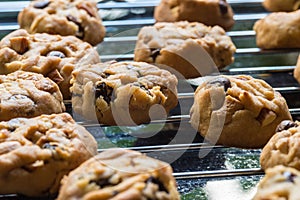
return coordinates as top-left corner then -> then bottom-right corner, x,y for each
47,51 -> 66,58
95,82 -> 113,104
146,176 -> 168,193
276,120 -> 298,132
283,171 -> 297,183
150,48 -> 161,61
208,77 -> 231,92
42,143 -> 57,150
90,178 -> 111,188
66,15 -> 84,39
33,0 -> 50,9
219,0 -> 229,15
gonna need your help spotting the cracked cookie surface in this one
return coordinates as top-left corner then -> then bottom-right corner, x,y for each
134,21 -> 236,79
189,75 -> 292,148
263,0 -> 300,12
260,120 -> 300,170
0,71 -> 65,121
18,0 -> 106,46
254,10 -> 300,49
70,61 -> 178,125
253,165 -> 300,200
154,0 -> 235,31
0,113 -> 97,197
57,148 -> 180,200
0,29 -> 100,99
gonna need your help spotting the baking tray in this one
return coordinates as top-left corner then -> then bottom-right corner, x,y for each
0,0 -> 300,199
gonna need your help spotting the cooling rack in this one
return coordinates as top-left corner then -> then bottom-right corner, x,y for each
0,0 -> 300,199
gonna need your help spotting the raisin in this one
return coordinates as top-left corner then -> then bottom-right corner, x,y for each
33,0 -> 50,9
95,82 -> 113,104
276,120 -> 298,132
219,0 -> 228,15
208,77 -> 231,92
47,51 -> 66,58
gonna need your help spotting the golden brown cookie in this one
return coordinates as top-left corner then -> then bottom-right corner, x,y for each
263,0 -> 300,12
154,0 -> 235,31
57,148 -> 180,200
260,120 -> 300,170
134,21 -> 236,79
18,0 -> 106,46
0,113 -> 98,197
70,61 -> 178,125
253,165 -> 300,200
254,10 -> 300,49
190,75 -> 292,148
0,71 -> 65,121
0,29 -> 100,99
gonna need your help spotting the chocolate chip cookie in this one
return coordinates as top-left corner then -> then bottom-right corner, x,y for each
71,61 -> 178,125
253,165 -> 300,200
18,0 -> 106,46
134,21 -> 236,79
57,148 -> 180,200
0,113 -> 98,197
0,71 -> 65,121
263,0 -> 300,12
254,10 -> 300,49
189,75 -> 292,148
260,120 -> 300,170
293,55 -> 300,84
0,29 -> 100,99
154,0 -> 235,31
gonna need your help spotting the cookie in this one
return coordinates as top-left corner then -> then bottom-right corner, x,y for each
253,165 -> 300,200
154,0 -> 235,31
57,148 -> 180,200
0,113 -> 98,197
189,75 -> 292,148
71,61 -> 178,125
253,10 -> 300,49
0,29 -> 100,99
293,55 -> 300,84
0,71 -> 65,121
260,120 -> 300,170
263,0 -> 300,12
18,0 -> 106,46
134,21 -> 236,79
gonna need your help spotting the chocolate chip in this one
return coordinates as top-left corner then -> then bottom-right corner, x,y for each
95,82 -> 113,104
100,72 -> 111,79
283,171 -> 297,183
33,0 -> 50,9
146,176 -> 168,193
208,77 -> 231,92
42,143 -> 57,150
133,83 -> 152,96
219,0 -> 229,15
47,51 -> 66,58
150,48 -> 161,61
66,15 -> 84,39
90,178 -> 111,188
276,120 -> 298,132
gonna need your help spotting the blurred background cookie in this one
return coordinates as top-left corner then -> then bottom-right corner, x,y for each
263,0 -> 300,12
154,0 -> 235,31
134,21 -> 236,79
0,113 -> 97,197
0,71 -> 65,121
18,0 -> 106,46
57,148 -> 180,200
254,10 -> 300,49
190,75 -> 292,148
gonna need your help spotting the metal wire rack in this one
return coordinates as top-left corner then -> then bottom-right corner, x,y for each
0,0 -> 300,199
